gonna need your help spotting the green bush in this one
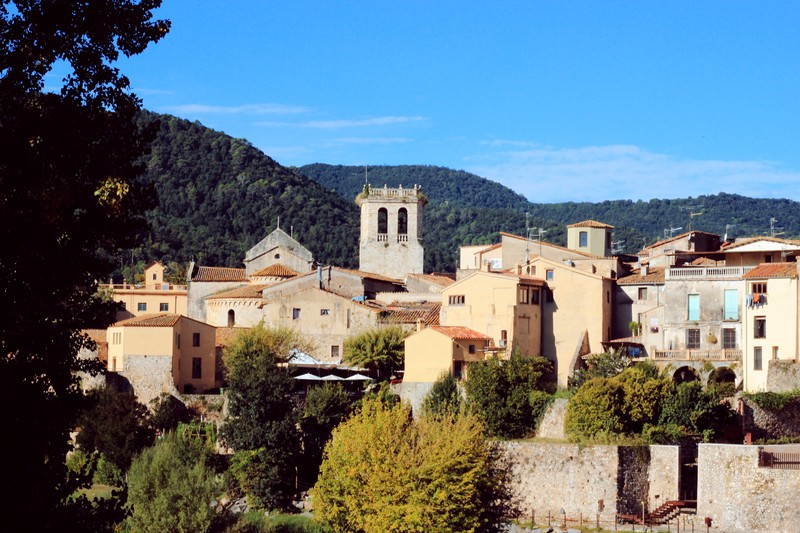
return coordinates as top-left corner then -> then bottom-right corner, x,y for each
528,390 -> 554,430
744,389 -> 800,411
565,378 -> 627,440
421,372 -> 463,419
94,455 -> 124,486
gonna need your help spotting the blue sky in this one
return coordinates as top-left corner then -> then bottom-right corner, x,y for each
66,1 -> 800,202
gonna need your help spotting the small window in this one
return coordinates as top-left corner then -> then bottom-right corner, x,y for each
532,288 -> 540,305
606,291 -> 610,304
772,346 -> 779,360
331,345 -> 340,358
160,302 -> 169,312
137,302 -> 147,312
687,294 -> 700,321
579,231 -> 588,247
518,287 -> 529,304
754,317 -> 766,339
152,273 -> 157,280
765,255 -> 772,263
546,270 -> 554,281
686,329 -> 700,349
448,295 -> 465,305
638,287 -> 647,301
192,357 -> 202,379
274,253 -> 280,259
192,332 -> 200,347
293,308 -> 301,320
320,309 -> 331,316
754,347 -> 763,371
176,334 -> 180,349
722,328 -> 736,350
468,344 -> 475,354
751,282 -> 767,294
227,309 -> 235,327
453,360 -> 463,379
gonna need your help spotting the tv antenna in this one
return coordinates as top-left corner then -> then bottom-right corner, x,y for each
770,217 -> 785,238
664,226 -> 683,239
611,239 -> 625,255
524,212 -> 531,262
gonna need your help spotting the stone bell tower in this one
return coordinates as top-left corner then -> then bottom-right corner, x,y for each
356,183 -> 425,279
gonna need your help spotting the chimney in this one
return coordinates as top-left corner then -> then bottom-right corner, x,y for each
641,264 -> 649,276
517,264 -> 522,275
416,319 -> 424,332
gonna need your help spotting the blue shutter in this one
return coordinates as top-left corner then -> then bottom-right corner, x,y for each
724,289 -> 738,320
687,294 -> 700,321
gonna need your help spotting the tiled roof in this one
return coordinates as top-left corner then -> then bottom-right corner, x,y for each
381,303 -> 441,326
336,267 -> 402,283
192,266 -> 248,282
113,314 -> 182,328
406,273 -> 456,287
82,329 -> 107,343
207,284 -> 266,299
429,325 -> 492,341
251,264 -> 300,278
567,220 -> 614,229
499,232 -> 598,258
642,231 -> 720,252
742,263 -> 798,280
617,267 -> 665,285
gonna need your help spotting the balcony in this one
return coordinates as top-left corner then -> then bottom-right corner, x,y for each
652,349 -> 741,361
665,266 -> 755,280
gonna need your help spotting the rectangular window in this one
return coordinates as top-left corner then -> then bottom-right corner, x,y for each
192,332 -> 200,347
751,282 -> 767,294
160,302 -> 169,312
754,317 -> 766,339
453,360 -> 463,379
722,328 -> 736,350
111,357 -> 117,372
686,329 -> 700,349
176,333 -> 181,349
518,287 -> 529,304
137,302 -> 147,312
448,295 -> 465,305
532,288 -> 540,305
320,309 -> 330,316
773,346 -> 779,360
579,231 -> 588,247
292,308 -> 301,320
638,287 -> 648,301
687,294 -> 700,321
192,357 -> 202,379
723,289 -> 738,320
331,345 -> 340,358
468,344 -> 476,354
546,269 -> 554,281
754,347 -> 763,371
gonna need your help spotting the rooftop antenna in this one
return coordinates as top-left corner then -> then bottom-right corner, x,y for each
524,212 -> 531,263
770,217 -> 785,238
664,226 -> 683,239
365,165 -> 368,185
688,211 -> 703,231
724,223 -> 735,241
291,225 -> 294,239
611,239 -> 625,255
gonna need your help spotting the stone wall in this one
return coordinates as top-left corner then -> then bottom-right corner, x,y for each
393,381 -> 434,415
697,443 -> 800,533
740,396 -> 800,442
615,447 -> 650,516
648,445 -> 681,505
766,359 -> 800,392
116,354 -> 179,405
535,398 -> 567,440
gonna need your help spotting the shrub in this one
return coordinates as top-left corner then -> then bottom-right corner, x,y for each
565,378 -> 627,440
421,372 -> 463,419
343,326 -> 408,380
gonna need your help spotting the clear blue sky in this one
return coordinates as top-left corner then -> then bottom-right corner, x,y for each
77,1 -> 800,202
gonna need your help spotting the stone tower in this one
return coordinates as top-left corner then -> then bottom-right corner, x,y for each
357,184 -> 425,279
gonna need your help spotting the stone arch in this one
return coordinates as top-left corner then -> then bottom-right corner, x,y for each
673,366 -> 699,385
227,309 -> 235,327
397,207 -> 408,235
378,208 -> 388,234
708,366 -> 736,386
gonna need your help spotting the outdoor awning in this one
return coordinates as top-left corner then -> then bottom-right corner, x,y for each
294,373 -> 323,381
345,373 -> 373,381
321,374 -> 344,381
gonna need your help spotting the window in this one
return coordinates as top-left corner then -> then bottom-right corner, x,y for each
448,295 -> 465,305
176,334 -> 180,349
453,361 -> 463,379
687,294 -> 700,321
192,332 -> 200,347
724,289 -> 738,320
754,347 -> 763,371
398,207 -> 408,235
765,255 -> 772,263
532,288 -> 540,305
160,302 -> 169,312
468,344 -> 476,354
606,291 -> 610,304
751,282 -> 767,294
518,287 -> 529,304
579,231 -> 588,247
378,208 -> 388,234
119,301 -> 126,310
686,329 -> 700,349
292,308 -> 301,320
152,273 -> 157,280
331,345 -> 340,358
274,253 -> 280,259
320,309 -> 331,316
754,317 -> 766,339
773,346 -> 779,360
638,287 -> 648,301
227,309 -> 235,327
137,302 -> 147,312
722,328 -> 736,350
192,357 -> 202,379
111,357 -> 117,372
546,270 -> 554,281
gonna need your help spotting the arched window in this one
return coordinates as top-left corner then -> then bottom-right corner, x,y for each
397,208 -> 408,235
378,208 -> 388,234
227,309 -> 235,327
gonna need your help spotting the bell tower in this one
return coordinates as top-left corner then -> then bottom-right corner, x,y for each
357,184 -> 425,279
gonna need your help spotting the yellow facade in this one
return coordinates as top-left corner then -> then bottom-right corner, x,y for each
108,262 -> 187,321
403,326 -> 491,383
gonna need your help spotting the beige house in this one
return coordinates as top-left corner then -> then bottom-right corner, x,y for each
722,237 -> 800,267
566,220 -> 613,258
403,326 -> 493,382
107,261 -> 187,321
440,269 -> 545,359
106,314 -> 217,403
742,263 -> 800,392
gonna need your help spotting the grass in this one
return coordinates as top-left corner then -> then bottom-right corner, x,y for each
74,483 -> 117,501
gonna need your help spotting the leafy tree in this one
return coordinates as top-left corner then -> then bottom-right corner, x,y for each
421,372 -> 463,419
616,366 -> 673,434
0,0 -> 168,523
564,378 -> 628,440
658,381 -> 736,441
569,350 -> 631,390
221,325 -> 306,510
312,398 -> 516,532
76,386 -> 154,472
127,432 -> 219,533
298,383 -> 354,487
343,326 -> 408,380
464,355 -> 553,439
150,392 -> 193,433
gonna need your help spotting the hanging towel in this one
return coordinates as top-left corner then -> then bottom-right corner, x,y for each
746,294 -> 753,307
753,293 -> 760,304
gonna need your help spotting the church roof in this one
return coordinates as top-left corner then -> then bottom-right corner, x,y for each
207,284 -> 267,299
251,264 -> 300,278
244,227 -> 313,263
192,266 -> 248,282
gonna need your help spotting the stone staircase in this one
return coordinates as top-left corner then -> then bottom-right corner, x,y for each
618,500 -> 697,526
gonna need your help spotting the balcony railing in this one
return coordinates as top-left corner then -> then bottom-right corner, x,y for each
652,349 -> 742,361
665,266 -> 755,280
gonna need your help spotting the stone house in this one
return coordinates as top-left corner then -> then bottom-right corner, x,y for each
106,261 -> 187,321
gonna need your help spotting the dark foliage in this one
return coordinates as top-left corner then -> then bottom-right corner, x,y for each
299,383 -> 355,487
421,372 -> 464,419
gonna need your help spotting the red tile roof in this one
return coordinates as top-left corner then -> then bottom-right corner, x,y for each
381,303 -> 441,326
742,262 -> 798,280
192,266 -> 248,282
207,284 -> 266,299
251,264 -> 300,278
617,267 -> 665,285
567,220 -> 614,229
113,314 -> 182,327
429,325 -> 492,341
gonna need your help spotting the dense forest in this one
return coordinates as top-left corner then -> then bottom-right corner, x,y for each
123,115 -> 800,277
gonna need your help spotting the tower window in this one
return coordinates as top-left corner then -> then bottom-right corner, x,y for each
398,208 -> 408,235
378,208 -> 388,234
579,231 -> 588,247
228,309 -> 235,327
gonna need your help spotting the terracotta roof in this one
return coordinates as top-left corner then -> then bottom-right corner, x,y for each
617,267 -> 665,285
113,314 -> 182,328
567,220 -> 614,229
82,329 -> 107,343
207,284 -> 266,299
642,231 -> 720,252
192,266 -> 248,282
478,242 -> 502,253
336,267 -> 402,283
742,263 -> 798,280
428,325 -> 492,341
251,264 -> 300,278
381,302 -> 441,326
499,232 -> 598,258
406,273 -> 456,287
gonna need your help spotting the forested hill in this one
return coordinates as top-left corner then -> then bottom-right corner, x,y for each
135,113 -> 360,270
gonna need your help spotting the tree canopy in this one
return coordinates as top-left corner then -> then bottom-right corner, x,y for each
343,326 -> 408,380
